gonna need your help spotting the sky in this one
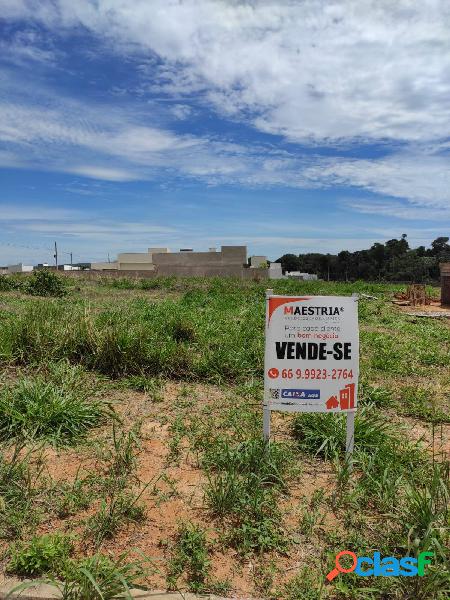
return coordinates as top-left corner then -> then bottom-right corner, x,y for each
1,0 -> 450,265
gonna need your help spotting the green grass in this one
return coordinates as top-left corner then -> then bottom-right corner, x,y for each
292,404 -> 399,459
167,522 -> 211,593
0,278 -> 421,383
121,375 -> 164,402
397,386 -> 450,423
0,362 -> 107,445
0,444 -> 44,539
86,490 -> 146,547
7,533 -> 72,577
166,522 -> 230,594
200,435 -> 294,553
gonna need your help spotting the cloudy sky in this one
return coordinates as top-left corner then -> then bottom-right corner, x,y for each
1,0 -> 450,264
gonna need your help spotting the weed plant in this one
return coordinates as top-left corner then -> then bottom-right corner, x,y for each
166,522 -> 229,594
8,533 -> 72,576
167,522 -> 211,593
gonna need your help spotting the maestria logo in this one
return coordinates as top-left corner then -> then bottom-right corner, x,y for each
284,305 -> 344,316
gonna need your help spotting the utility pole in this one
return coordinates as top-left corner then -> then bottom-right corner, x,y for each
54,242 -> 58,270
64,251 -> 73,269
108,252 -> 110,264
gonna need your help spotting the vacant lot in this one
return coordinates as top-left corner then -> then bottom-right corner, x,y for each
0,275 -> 448,599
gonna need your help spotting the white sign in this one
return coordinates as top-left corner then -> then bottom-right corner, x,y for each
264,294 -> 359,413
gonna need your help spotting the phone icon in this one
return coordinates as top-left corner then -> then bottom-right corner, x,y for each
268,368 -> 279,379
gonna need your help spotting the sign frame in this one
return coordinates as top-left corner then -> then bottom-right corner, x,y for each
263,289 -> 359,468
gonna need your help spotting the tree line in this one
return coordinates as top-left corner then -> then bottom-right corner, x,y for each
276,235 -> 450,282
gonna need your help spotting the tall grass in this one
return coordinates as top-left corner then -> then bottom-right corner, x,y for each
0,362 -> 107,445
201,437 -> 293,553
0,443 -> 44,539
1,278 -> 447,386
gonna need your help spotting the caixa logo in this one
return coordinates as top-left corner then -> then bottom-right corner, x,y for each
326,550 -> 434,581
281,389 -> 320,399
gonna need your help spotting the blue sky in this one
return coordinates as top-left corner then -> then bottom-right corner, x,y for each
1,1 -> 450,265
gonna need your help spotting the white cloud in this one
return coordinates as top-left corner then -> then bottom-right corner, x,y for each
68,166 -> 140,182
344,198 -> 450,221
1,0 -> 450,222
307,153 -> 450,208
0,204 -> 81,221
6,0 -> 450,144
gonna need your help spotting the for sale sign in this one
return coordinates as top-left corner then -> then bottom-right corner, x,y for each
264,295 -> 359,413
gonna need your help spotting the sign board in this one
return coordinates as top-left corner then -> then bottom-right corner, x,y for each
264,294 -> 359,413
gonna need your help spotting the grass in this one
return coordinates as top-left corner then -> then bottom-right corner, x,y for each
60,554 -> 146,600
121,375 -> 164,402
166,522 -> 211,593
9,553 -> 151,600
397,386 -> 450,423
201,435 -> 294,553
0,279 -> 406,382
292,404 -> 399,459
54,472 -> 96,518
0,276 -> 449,598
7,533 -> 72,576
86,490 -> 147,547
167,522 -> 230,594
0,443 -> 44,539
0,362 -> 107,445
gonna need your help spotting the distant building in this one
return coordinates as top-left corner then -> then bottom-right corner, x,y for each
286,271 -> 318,280
92,246 -> 254,278
7,264 -> 33,273
269,262 -> 283,279
250,255 -> 268,268
58,264 -> 81,271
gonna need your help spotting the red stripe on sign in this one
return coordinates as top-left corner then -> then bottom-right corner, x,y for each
268,297 -> 310,323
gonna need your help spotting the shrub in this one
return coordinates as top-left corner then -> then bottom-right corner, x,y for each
26,270 -> 67,297
0,275 -> 23,291
8,533 -> 72,576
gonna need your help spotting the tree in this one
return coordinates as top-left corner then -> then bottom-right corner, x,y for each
277,234 -> 446,282
430,236 -> 450,257
275,254 -> 300,273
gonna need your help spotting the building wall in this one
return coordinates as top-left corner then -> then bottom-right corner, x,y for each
440,263 -> 450,305
250,255 -> 267,268
269,263 -> 283,279
94,245 -> 248,277
152,246 -> 246,270
91,261 -> 118,270
156,264 -> 245,277
8,264 -> 33,273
